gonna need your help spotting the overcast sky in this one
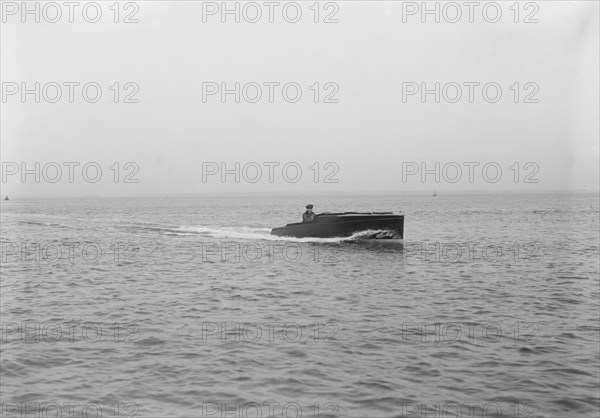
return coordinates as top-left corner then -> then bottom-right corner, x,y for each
1,0 -> 598,196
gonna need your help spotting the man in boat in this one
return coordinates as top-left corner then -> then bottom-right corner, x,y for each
302,204 -> 316,222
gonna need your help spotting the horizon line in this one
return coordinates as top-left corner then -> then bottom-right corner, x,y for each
2,189 -> 599,200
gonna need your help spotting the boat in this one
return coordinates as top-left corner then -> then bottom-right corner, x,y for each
3,196 -> 8,201
433,189 -> 437,197
271,212 -> 404,239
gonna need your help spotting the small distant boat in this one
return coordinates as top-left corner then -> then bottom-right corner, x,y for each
271,212 -> 404,239
433,189 -> 437,197
3,196 -> 8,201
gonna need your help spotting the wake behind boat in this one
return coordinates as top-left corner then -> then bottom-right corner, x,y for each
271,212 -> 404,239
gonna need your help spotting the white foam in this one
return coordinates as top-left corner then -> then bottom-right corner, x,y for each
172,225 -> 393,243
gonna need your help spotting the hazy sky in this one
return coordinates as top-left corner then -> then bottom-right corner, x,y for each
1,0 -> 598,196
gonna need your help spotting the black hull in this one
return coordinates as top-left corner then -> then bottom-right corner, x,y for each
271,213 -> 404,239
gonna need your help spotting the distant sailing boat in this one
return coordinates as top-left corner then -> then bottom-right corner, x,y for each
4,196 -> 8,201
433,189 -> 437,197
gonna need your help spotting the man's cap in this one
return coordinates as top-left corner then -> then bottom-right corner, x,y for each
306,204 -> 314,209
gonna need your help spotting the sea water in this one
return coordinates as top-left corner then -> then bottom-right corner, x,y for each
1,192 -> 598,417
